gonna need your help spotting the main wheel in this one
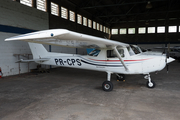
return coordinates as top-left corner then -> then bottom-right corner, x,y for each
117,74 -> 125,81
102,81 -> 113,92
146,80 -> 155,88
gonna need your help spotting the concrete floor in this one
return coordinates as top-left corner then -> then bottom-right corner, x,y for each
0,61 -> 180,120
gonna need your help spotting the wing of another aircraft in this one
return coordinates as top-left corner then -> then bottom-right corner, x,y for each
5,29 -> 129,49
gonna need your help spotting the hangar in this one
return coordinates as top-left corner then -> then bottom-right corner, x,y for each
0,0 -> 180,120
0,0 -> 180,76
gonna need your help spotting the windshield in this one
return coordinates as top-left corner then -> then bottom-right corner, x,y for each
130,45 -> 141,54
127,46 -> 135,56
88,49 -> 101,56
133,45 -> 143,53
127,45 -> 142,56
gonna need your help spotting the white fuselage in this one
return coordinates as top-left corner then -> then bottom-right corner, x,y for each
36,49 -> 170,75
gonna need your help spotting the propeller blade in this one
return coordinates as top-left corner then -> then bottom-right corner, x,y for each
166,43 -> 170,73
167,43 -> 170,58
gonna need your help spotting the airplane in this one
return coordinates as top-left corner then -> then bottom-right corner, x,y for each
154,46 -> 180,61
5,29 -> 175,91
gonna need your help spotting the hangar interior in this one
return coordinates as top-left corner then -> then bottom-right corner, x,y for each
0,0 -> 180,76
0,0 -> 180,120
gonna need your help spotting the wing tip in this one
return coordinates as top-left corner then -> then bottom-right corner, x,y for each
5,38 -> 12,41
5,37 -> 19,41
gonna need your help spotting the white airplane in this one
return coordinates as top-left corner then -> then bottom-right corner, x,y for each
5,29 -> 175,91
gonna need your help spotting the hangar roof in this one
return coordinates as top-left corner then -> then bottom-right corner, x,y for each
67,0 -> 180,25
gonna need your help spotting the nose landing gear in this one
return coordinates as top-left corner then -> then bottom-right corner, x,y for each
144,74 -> 156,88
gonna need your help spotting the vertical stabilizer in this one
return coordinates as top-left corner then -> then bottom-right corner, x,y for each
28,42 -> 48,59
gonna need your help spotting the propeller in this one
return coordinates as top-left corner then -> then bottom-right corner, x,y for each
166,43 -> 170,73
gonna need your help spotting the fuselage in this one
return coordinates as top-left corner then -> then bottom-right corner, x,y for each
36,48 -> 174,75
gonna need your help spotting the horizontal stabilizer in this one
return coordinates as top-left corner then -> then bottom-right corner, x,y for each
16,58 -> 50,63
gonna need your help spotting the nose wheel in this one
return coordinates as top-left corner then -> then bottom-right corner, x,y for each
144,74 -> 156,88
146,80 -> 155,88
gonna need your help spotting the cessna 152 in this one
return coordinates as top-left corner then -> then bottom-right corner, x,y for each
5,29 -> 175,91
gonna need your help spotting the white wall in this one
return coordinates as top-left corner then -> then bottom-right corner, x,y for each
0,0 -> 48,30
0,0 -> 49,76
0,0 -> 87,76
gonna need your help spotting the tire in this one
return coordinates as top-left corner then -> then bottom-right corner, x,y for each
146,80 -> 156,88
117,74 -> 125,81
102,81 -> 113,92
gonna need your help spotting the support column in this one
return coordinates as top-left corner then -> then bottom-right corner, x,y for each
46,0 -> 51,13
33,0 -> 37,8
15,0 -> 20,2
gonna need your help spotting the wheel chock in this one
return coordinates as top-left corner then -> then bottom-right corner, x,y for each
117,79 -> 125,82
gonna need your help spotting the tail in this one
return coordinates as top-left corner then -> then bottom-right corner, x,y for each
28,42 -> 49,59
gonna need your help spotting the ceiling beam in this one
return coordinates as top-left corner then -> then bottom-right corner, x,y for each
80,0 -> 167,9
97,10 -> 180,18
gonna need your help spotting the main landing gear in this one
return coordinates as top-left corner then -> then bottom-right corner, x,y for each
102,73 -> 125,92
102,72 -> 113,92
116,74 -> 125,81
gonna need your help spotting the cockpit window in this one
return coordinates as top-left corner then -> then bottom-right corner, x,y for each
88,49 -> 101,56
118,49 -> 125,57
127,46 -> 135,56
130,45 -> 141,54
107,49 -> 125,58
127,45 -> 142,56
134,45 -> 142,53
107,50 -> 116,58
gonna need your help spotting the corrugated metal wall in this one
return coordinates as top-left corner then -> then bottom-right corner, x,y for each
0,0 -> 49,76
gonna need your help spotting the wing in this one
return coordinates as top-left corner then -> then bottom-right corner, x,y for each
5,29 -> 129,49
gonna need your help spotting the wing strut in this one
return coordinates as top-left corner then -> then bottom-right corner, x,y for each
113,46 -> 129,71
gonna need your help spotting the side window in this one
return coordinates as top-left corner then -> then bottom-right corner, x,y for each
107,50 -> 116,58
88,49 -> 100,56
107,49 -> 124,58
118,49 -> 125,57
